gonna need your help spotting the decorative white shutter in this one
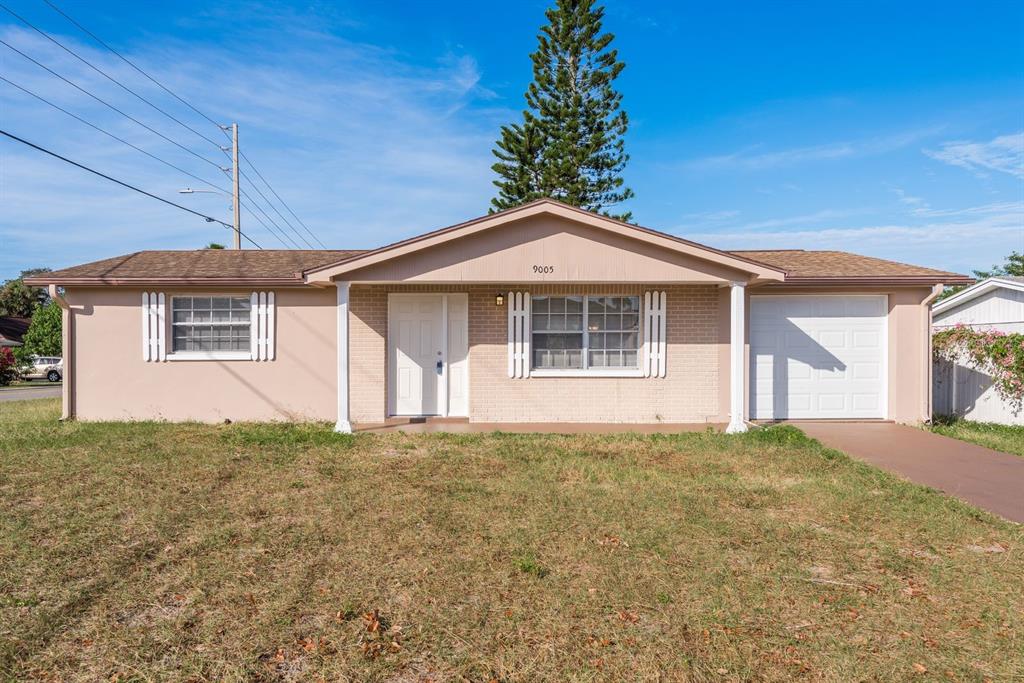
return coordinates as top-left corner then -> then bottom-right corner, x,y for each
251,291 -> 276,361
643,291 -> 667,378
157,293 -> 166,361
142,292 -> 151,361
266,292 -> 275,360
507,291 -> 530,379
249,292 -> 259,360
141,292 -> 165,362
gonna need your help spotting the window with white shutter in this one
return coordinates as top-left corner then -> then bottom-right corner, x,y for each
506,292 -> 665,378
152,292 -> 275,361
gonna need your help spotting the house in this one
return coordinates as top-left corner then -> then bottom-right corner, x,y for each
0,316 -> 30,348
24,200 -> 971,431
932,277 -> 1024,424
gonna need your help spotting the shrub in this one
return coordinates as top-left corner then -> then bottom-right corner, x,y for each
933,324 -> 1024,409
0,347 -> 19,386
14,302 -> 61,366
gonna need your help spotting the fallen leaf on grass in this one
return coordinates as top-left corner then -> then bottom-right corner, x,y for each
598,535 -> 629,548
617,610 -> 639,624
913,662 -> 927,674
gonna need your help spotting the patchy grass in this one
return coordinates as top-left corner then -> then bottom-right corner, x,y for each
931,416 -> 1024,458
1,398 -> 1021,681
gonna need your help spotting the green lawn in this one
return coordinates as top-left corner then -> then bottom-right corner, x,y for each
1,398 -> 1021,681
931,417 -> 1024,458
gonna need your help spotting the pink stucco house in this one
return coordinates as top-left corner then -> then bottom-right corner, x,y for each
26,200 -> 971,432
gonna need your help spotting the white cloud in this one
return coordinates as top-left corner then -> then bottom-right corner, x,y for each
924,131 -> 1024,179
686,201 -> 1024,273
0,18 -> 509,276
684,126 -> 945,171
687,142 -> 855,171
890,186 -> 927,207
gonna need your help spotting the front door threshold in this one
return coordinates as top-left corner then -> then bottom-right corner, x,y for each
384,416 -> 470,425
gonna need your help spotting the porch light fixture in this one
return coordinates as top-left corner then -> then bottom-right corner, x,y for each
495,293 -> 505,307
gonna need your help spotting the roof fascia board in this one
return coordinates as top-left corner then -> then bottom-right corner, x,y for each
303,201 -> 786,283
932,277 -> 1024,314
24,277 -> 307,287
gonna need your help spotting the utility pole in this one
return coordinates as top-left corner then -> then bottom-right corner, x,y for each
231,123 -> 241,249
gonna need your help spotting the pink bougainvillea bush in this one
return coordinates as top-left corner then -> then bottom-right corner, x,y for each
933,324 -> 1024,409
0,347 -> 19,386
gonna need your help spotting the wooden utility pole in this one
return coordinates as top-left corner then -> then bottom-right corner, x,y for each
231,123 -> 241,249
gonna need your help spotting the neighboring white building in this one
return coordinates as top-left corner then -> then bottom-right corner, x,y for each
932,277 -> 1024,424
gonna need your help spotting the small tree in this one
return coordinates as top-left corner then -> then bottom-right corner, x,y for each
16,302 -> 62,364
935,251 -> 1024,302
0,267 -> 50,317
973,251 -> 1024,279
204,242 -> 226,249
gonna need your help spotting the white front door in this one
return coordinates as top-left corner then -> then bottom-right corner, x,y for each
390,295 -> 444,416
388,294 -> 469,417
750,295 -> 887,420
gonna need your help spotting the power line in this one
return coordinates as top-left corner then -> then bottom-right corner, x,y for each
235,182 -> 303,248
0,2 -> 227,152
0,128 -> 262,249
239,197 -> 295,249
0,74 -> 230,195
40,0 -> 326,249
238,167 -> 313,248
0,38 -> 226,172
43,0 -> 229,136
239,151 -> 328,248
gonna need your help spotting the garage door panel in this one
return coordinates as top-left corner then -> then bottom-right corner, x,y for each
818,366 -> 848,381
787,360 -> 813,380
852,361 -> 881,380
852,393 -> 881,411
817,394 -> 847,412
852,330 -> 881,349
818,329 -> 847,350
750,296 -> 886,420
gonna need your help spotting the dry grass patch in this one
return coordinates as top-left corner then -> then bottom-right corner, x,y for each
0,398 -> 1021,681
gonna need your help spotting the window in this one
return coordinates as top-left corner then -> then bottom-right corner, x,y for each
531,295 -> 641,371
171,296 -> 250,352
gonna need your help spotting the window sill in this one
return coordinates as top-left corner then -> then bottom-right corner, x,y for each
529,369 -> 645,378
166,351 -> 253,362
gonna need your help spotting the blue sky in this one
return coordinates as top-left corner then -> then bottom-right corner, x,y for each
1,0 -> 1022,280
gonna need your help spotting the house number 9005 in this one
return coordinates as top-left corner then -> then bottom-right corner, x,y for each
532,265 -> 554,274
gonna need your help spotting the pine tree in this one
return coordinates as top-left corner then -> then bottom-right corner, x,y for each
490,0 -> 633,220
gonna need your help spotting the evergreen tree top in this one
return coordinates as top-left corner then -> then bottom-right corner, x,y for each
490,0 -> 634,221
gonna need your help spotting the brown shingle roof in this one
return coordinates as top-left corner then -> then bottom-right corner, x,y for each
25,246 -> 971,287
25,250 -> 367,285
0,316 -> 30,345
731,250 -> 973,284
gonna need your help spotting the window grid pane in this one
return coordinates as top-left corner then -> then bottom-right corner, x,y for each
531,295 -> 641,371
171,296 -> 251,352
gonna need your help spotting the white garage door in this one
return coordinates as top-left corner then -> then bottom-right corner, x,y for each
750,295 -> 887,420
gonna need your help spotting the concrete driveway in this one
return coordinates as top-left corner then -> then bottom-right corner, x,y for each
0,385 -> 62,403
796,422 -> 1024,523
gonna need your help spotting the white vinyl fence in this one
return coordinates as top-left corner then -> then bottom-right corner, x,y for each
933,356 -> 1023,425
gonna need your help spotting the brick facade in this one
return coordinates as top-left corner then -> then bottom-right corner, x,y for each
349,284 -> 724,424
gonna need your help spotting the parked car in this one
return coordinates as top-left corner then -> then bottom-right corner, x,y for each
22,356 -> 62,382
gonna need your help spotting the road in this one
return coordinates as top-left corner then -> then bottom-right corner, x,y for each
0,385 -> 62,402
